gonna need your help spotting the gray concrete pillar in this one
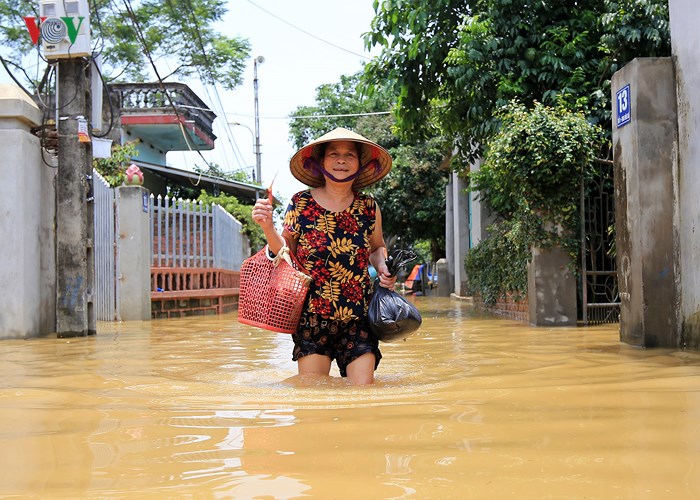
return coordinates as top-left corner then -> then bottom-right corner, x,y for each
445,178 -> 455,295
451,172 -> 470,296
669,0 -> 700,349
116,186 -> 151,320
611,57 -> 679,348
0,85 -> 56,339
55,59 -> 95,337
528,245 -> 577,326
469,157 -> 496,247
436,258 -> 450,297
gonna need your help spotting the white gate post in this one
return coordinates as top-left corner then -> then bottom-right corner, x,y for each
116,185 -> 152,320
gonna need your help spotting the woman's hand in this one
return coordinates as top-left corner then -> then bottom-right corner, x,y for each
252,198 -> 275,230
376,263 -> 398,289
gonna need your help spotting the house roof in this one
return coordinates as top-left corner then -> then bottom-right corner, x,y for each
132,159 -> 272,204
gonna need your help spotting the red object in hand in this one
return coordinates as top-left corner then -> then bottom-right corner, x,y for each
267,171 -> 278,205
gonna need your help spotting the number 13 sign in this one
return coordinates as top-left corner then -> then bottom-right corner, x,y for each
616,84 -> 631,128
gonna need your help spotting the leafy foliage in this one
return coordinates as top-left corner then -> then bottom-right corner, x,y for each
364,0 -> 670,300
364,0 -> 670,165
364,0 -> 468,142
0,0 -> 250,89
466,101 -> 603,301
464,218 -> 530,304
92,141 -> 139,187
472,101 -> 603,220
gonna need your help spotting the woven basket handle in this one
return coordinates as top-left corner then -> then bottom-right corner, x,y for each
266,244 -> 295,269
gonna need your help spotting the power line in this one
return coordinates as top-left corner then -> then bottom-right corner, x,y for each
175,0 -> 245,172
227,110 -> 392,120
116,0 -> 213,177
244,0 -> 371,60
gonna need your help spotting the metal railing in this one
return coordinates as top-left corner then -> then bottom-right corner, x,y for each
109,82 -> 216,138
149,194 -> 246,271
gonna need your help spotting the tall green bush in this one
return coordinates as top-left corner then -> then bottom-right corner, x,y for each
465,101 -> 603,303
464,218 -> 530,305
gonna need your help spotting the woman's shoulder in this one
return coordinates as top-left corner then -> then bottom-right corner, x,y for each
355,191 -> 376,204
353,191 -> 377,217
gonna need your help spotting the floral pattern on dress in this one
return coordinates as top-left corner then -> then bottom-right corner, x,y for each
283,190 -> 376,322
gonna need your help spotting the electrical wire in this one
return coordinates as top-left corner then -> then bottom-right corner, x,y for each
244,0 -> 371,60
0,55 -> 34,99
177,0 -> 250,175
288,111 -> 392,120
227,110 -> 392,120
116,0 -> 213,183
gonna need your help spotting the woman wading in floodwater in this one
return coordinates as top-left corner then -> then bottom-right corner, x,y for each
252,128 -> 396,385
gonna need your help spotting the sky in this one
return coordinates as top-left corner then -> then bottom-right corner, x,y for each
169,0 -> 383,204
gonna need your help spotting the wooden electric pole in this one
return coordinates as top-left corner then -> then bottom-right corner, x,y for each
55,58 -> 96,337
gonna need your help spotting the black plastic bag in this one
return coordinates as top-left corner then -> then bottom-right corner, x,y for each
367,249 -> 422,342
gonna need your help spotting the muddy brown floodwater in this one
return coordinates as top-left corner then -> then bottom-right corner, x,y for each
1,297 -> 699,499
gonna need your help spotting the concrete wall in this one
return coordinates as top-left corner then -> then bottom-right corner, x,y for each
669,0 -> 700,349
468,158 -> 496,247
445,158 -> 499,300
446,171 -> 471,296
527,245 -> 577,326
611,58 -> 680,347
0,85 -> 56,338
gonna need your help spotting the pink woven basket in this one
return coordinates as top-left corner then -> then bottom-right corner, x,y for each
238,245 -> 312,333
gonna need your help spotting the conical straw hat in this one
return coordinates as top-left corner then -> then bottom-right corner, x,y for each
289,127 -> 392,189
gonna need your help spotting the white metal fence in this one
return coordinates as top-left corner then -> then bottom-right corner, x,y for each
212,204 -> 246,270
149,195 -> 246,271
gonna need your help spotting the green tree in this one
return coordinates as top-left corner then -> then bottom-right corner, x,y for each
465,101 -> 603,303
364,0 -> 670,164
364,0 -> 467,143
288,72 -> 394,149
0,0 -> 250,89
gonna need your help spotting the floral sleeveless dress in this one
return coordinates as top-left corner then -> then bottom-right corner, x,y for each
283,190 -> 376,322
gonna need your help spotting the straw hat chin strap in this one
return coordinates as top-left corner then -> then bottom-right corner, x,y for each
303,156 -> 381,184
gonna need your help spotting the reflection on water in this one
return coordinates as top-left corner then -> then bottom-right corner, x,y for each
1,297 -> 699,498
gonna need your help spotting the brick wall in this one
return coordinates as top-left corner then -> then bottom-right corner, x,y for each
472,293 -> 529,323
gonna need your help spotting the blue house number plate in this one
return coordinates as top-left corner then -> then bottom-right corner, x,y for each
616,84 -> 631,128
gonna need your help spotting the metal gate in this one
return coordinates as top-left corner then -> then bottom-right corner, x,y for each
93,170 -> 117,321
580,161 -> 620,325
